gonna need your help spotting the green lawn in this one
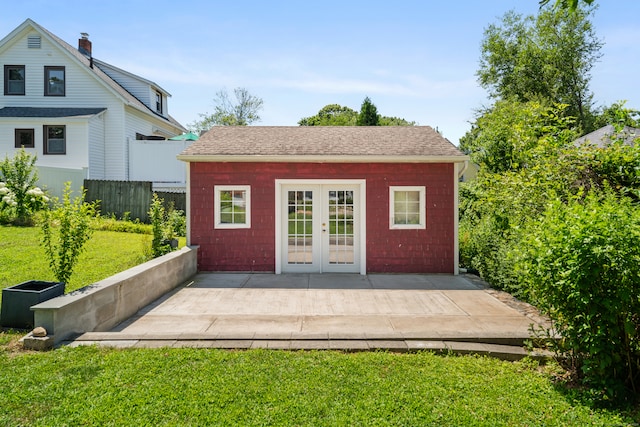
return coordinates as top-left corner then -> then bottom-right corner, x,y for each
0,225 -> 153,297
0,347 -> 636,426
0,225 -> 638,425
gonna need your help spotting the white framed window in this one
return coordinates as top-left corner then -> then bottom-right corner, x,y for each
389,186 -> 426,229
214,185 -> 251,229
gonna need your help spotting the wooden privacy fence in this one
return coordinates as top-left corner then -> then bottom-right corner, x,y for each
84,180 -> 186,223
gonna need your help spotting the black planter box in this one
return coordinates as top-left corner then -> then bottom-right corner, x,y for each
1,281 -> 65,329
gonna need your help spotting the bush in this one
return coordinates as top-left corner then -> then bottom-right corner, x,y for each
42,183 -> 98,284
0,148 -> 49,225
516,190 -> 640,401
148,194 -> 179,258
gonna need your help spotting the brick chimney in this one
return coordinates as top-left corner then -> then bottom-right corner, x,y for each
78,33 -> 92,57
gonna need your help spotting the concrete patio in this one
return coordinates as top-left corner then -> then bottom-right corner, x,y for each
66,273 -> 552,359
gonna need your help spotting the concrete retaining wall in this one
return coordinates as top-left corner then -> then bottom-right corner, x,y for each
32,246 -> 198,344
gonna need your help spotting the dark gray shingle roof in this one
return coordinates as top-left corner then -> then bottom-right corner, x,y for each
179,126 -> 467,162
0,107 -> 106,118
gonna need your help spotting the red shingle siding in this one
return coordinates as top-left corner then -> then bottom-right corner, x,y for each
189,162 -> 456,273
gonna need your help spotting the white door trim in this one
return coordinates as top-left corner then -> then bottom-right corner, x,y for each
275,179 -> 366,275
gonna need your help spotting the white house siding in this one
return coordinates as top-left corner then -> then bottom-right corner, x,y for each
0,117 -> 88,168
87,113 -> 105,179
37,165 -> 87,200
0,29 -> 128,178
129,139 -> 191,190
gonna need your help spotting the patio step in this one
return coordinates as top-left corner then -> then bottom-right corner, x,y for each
63,332 -> 553,362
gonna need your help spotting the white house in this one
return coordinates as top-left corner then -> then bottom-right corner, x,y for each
0,19 -> 187,197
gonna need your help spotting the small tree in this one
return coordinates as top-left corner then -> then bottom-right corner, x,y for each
148,193 -> 178,258
188,87 -> 263,133
41,182 -> 96,284
0,148 -> 48,225
356,97 -> 379,126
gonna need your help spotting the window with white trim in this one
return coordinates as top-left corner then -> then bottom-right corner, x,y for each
389,186 -> 426,229
214,186 -> 251,229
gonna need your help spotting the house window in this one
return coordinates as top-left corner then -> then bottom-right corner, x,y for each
155,91 -> 163,114
44,66 -> 65,96
389,186 -> 426,229
15,129 -> 34,148
214,185 -> 251,229
4,65 -> 25,95
43,125 -> 65,155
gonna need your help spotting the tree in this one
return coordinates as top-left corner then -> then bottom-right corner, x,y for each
539,0 -> 595,12
356,97 -> 379,126
189,87 -> 263,133
477,6 -> 602,131
592,100 -> 640,131
298,104 -> 358,126
41,182 -> 96,284
459,99 -> 576,173
299,98 -> 415,126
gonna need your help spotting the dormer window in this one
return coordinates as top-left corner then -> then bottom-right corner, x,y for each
44,66 -> 65,96
155,91 -> 163,114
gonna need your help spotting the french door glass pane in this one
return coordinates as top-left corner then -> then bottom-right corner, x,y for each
287,190 -> 313,264
328,190 -> 354,265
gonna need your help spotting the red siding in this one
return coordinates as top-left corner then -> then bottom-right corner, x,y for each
189,162 -> 456,273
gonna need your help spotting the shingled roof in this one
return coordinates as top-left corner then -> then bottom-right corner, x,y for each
178,126 -> 467,163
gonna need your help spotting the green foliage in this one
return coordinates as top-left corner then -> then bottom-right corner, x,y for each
378,116 -> 416,126
92,214 -> 152,234
298,99 -> 415,127
356,96 -> 379,126
0,348 -> 635,425
539,0 -> 595,12
1,225 -> 153,296
0,148 -> 49,226
148,194 -> 179,258
515,191 -> 640,400
188,87 -> 263,133
593,101 -> 640,130
460,100 -> 576,173
477,5 -> 602,131
41,183 -> 97,284
298,104 -> 358,126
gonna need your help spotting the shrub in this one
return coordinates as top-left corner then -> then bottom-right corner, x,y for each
148,194 -> 177,258
0,148 -> 49,225
516,190 -> 640,401
42,183 -> 98,284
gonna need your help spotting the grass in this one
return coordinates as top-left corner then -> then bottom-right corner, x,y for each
0,225 -> 153,296
0,346 -> 636,426
0,223 -> 638,425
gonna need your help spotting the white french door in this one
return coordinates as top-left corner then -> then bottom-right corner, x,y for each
277,181 -> 364,274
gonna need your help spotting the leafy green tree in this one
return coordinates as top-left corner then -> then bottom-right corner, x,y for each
41,182 -> 96,284
356,97 -> 379,126
299,99 -> 415,126
459,100 -> 576,173
298,104 -> 358,126
478,6 -> 602,131
189,87 -> 263,133
378,116 -> 416,126
592,100 -> 640,130
539,0 -> 595,12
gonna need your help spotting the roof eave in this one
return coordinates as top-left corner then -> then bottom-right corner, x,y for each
177,154 -> 470,163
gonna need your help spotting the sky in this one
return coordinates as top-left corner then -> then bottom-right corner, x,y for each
1,0 -> 639,145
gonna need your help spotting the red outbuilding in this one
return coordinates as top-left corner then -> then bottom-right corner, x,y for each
178,126 -> 468,275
